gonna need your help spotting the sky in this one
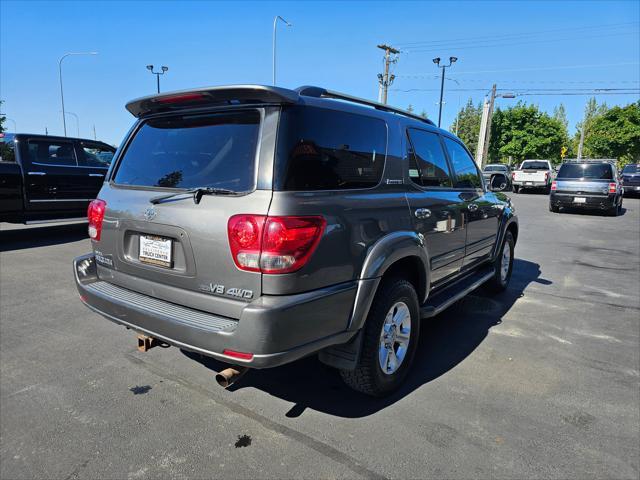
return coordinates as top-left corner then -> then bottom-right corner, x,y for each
1,0 -> 638,145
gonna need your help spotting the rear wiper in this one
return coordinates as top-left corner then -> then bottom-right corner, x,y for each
150,187 -> 237,205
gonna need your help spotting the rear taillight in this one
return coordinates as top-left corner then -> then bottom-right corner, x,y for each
153,92 -> 207,104
228,215 -> 326,274
511,172 -> 516,179
87,199 -> 106,241
551,181 -> 557,191
545,172 -> 549,180
608,183 -> 617,193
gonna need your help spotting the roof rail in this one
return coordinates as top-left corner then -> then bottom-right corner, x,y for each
296,86 -> 436,126
562,158 -> 617,164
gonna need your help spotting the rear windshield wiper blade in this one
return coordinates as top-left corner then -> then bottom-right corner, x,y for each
150,187 -> 237,205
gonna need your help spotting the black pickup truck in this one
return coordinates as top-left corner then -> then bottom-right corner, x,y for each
0,133 -> 115,223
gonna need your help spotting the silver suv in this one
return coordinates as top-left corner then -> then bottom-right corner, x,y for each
74,85 -> 518,396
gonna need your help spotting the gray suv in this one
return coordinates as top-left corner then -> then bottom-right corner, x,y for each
74,85 -> 518,396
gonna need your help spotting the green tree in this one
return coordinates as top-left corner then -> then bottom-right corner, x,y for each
553,103 -> 568,130
573,97 -> 608,157
406,104 -> 414,113
0,101 -> 13,162
419,109 -> 428,119
450,98 -> 482,155
488,102 -> 567,164
583,101 -> 640,165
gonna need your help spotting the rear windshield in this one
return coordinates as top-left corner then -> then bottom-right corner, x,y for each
484,165 -> 507,172
622,164 -> 639,174
275,106 -> 386,190
521,161 -> 549,170
113,110 -> 260,190
557,163 -> 613,180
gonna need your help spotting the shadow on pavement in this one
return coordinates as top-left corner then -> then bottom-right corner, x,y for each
0,223 -> 88,252
183,258 -> 548,418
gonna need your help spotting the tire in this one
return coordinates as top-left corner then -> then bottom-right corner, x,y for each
340,278 -> 420,397
486,231 -> 514,293
607,200 -> 620,216
512,186 -> 519,194
545,185 -> 551,195
549,203 -> 559,213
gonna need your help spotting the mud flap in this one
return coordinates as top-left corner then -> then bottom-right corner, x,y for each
318,330 -> 364,370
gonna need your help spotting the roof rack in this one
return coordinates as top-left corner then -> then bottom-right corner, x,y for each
562,158 -> 617,164
296,86 -> 436,126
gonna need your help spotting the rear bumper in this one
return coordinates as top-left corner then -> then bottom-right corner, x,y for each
513,180 -> 549,188
74,254 -> 358,368
550,192 -> 616,209
622,184 -> 640,194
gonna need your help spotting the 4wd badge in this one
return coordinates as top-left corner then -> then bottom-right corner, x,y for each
199,283 -> 253,299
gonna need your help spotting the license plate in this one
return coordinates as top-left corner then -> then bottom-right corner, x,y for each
139,235 -> 173,267
573,197 -> 586,204
525,182 -> 533,186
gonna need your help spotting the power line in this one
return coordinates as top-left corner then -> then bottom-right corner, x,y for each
396,62 -> 640,77
393,21 -> 638,47
403,30 -> 638,53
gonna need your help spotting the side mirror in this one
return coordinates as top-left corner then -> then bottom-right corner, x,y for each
489,173 -> 508,192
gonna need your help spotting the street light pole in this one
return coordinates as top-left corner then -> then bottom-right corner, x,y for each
59,52 -> 98,137
272,16 -> 292,85
146,65 -> 169,94
432,56 -> 457,128
60,111 -> 80,137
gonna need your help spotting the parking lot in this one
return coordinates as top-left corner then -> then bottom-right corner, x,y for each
1,193 -> 638,479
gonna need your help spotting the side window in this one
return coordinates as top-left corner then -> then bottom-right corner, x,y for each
27,140 -> 77,167
276,106 -> 386,191
443,137 -> 482,188
79,143 -> 115,168
406,129 -> 452,187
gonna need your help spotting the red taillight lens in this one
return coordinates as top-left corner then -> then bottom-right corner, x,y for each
545,172 -> 549,180
608,183 -> 616,193
153,92 -> 206,104
223,349 -> 254,360
228,215 -> 266,272
87,199 -> 106,240
261,216 -> 326,273
551,181 -> 557,191
227,215 -> 325,274
511,172 -> 516,179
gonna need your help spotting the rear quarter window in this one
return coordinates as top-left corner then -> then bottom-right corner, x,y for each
113,110 -> 260,191
275,106 -> 387,191
557,163 -> 613,180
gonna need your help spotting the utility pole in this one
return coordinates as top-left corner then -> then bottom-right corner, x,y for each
377,44 -> 399,104
93,124 -> 97,141
476,84 -> 496,168
577,124 -> 586,160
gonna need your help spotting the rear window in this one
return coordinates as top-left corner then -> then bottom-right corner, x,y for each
521,161 -> 549,170
484,165 -> 507,172
275,106 -> 386,191
557,163 -> 613,180
113,110 -> 260,190
622,164 -> 639,174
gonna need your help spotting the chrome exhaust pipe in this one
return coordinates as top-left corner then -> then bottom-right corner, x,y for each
215,367 -> 249,388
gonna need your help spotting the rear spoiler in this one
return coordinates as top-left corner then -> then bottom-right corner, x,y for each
125,85 -> 300,117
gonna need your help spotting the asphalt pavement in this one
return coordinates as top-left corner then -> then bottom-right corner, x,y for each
1,193 -> 639,479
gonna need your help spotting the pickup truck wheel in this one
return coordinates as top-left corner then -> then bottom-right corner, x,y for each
340,278 -> 420,397
486,231 -> 514,293
512,186 -> 519,194
549,203 -> 559,213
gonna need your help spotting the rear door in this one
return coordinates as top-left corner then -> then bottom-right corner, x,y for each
404,129 -> 465,284
76,141 -> 116,198
94,108 -> 274,318
442,136 -> 500,268
21,138 -> 89,213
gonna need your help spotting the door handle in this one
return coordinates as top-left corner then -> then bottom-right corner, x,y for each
28,171 -> 46,176
88,173 -> 104,177
468,203 -> 479,212
414,208 -> 431,219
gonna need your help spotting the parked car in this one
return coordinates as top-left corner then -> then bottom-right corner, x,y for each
0,133 -> 115,223
549,160 -> 623,216
73,85 -> 518,396
482,164 -> 511,191
511,159 -> 553,194
621,163 -> 640,196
